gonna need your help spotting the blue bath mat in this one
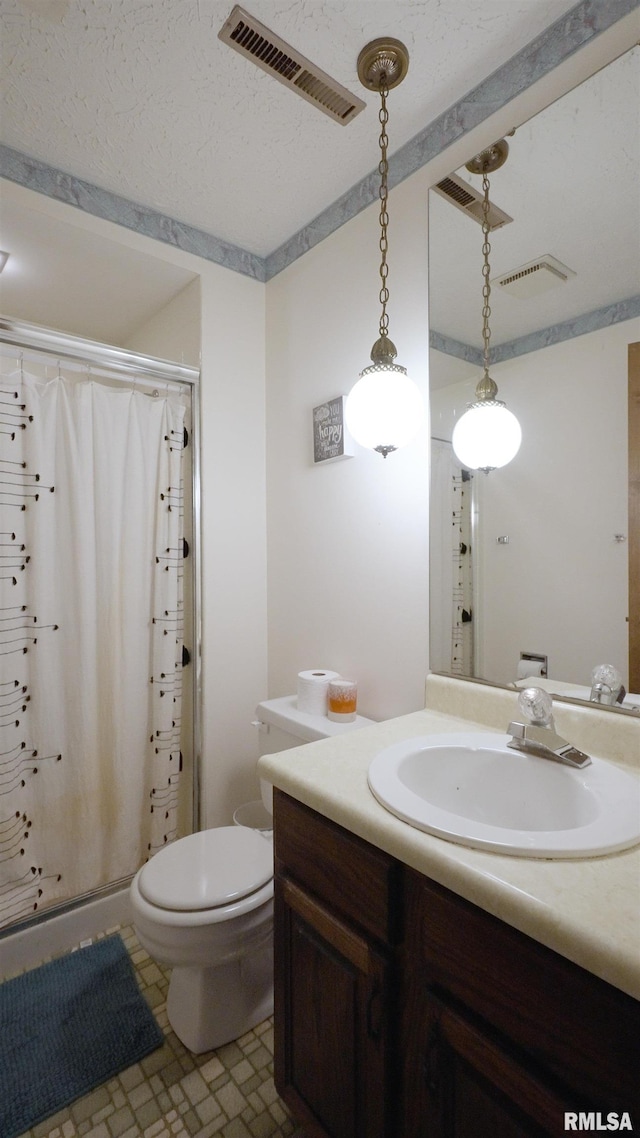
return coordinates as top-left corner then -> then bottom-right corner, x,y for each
0,933 -> 163,1138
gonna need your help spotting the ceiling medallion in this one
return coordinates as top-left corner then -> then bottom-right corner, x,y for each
356,38 -> 410,91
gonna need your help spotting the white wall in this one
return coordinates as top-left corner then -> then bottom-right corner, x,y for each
431,317 -> 639,688
122,265 -> 268,827
128,260 -> 267,828
265,170 -> 431,722
124,277 -> 201,367
120,252 -> 269,828
198,268 -> 267,825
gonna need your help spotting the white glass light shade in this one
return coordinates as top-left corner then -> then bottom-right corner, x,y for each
345,367 -> 425,452
451,401 -> 521,472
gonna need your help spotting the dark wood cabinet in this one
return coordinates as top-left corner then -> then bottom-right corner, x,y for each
273,790 -> 401,1138
401,871 -> 640,1137
277,876 -> 392,1138
406,987 -> 565,1138
273,790 -> 640,1138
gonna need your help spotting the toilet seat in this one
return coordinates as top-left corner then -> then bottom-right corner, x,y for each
138,827 -> 273,912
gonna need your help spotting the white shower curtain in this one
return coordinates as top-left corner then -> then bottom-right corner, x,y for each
0,367 -> 188,930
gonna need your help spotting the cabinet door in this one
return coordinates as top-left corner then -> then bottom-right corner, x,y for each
275,875 -> 393,1138
405,989 -> 572,1138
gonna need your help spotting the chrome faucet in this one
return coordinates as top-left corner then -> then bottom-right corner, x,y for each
590,664 -> 626,706
507,687 -> 592,769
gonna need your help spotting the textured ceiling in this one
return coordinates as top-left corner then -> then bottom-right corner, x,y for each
0,2 -> 637,352
0,0 -> 580,258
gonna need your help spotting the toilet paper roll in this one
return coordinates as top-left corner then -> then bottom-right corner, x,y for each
297,670 -> 341,716
516,659 -> 545,680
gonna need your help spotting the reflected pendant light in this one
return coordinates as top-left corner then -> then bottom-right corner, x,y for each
345,39 -> 425,458
451,141 -> 522,473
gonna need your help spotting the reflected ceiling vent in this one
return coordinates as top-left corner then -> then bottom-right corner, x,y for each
433,173 -> 512,230
492,255 -> 577,298
218,5 -> 366,124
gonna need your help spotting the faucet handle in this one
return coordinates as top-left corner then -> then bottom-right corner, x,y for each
591,663 -> 622,687
509,686 -> 592,768
591,664 -> 624,702
517,686 -> 554,727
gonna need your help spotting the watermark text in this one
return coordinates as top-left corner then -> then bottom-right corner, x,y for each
564,1113 -> 633,1131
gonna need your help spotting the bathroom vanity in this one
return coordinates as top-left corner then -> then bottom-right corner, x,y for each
260,676 -> 640,1138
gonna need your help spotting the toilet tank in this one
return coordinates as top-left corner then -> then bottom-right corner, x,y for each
254,695 -> 375,811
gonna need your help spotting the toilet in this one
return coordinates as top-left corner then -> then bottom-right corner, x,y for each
130,694 -> 374,1053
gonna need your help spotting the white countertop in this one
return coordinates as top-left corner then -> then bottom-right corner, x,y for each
259,680 -> 640,1001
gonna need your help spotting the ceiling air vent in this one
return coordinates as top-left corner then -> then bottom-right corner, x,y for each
218,5 -> 365,125
493,255 -> 576,298
433,173 -> 512,230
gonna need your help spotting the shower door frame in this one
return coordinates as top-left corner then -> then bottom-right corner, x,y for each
0,316 -> 202,932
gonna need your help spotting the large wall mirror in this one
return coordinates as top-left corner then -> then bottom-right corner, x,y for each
428,44 -> 640,712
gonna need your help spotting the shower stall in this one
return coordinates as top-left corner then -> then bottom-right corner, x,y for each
0,318 -> 200,962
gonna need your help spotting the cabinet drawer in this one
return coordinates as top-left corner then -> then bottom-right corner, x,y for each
274,790 -> 401,944
406,870 -> 640,1111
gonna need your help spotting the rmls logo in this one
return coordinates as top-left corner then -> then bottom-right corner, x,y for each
564,1114 -> 633,1131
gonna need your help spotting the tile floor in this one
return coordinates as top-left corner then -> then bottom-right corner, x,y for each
12,924 -> 308,1138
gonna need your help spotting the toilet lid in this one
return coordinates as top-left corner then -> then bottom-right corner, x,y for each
138,827 -> 273,912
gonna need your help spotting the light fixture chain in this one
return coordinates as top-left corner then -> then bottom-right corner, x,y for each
481,171 -> 492,373
378,77 -> 390,340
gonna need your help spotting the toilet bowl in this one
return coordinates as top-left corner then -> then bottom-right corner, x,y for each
130,826 -> 274,1053
130,693 -> 376,1054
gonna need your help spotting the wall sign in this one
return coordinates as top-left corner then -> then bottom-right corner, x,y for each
312,396 -> 354,464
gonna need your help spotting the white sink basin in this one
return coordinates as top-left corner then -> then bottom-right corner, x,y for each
367,732 -> 640,858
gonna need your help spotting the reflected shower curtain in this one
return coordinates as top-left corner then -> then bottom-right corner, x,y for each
0,367 -> 187,930
429,440 -> 473,675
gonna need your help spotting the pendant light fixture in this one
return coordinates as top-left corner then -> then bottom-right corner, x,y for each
451,141 -> 522,473
345,39 -> 425,458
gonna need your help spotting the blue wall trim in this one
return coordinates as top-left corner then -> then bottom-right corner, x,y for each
0,0 -> 637,283
0,144 -> 266,283
429,331 -> 483,366
490,295 -> 640,363
430,296 -> 640,367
